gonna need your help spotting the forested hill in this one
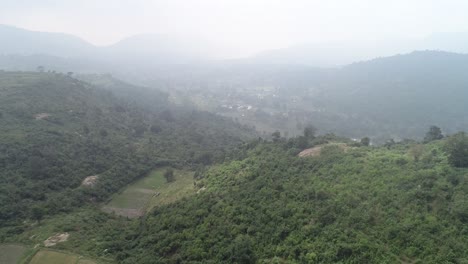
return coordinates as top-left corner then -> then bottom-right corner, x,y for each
108,136 -> 468,263
0,71 -> 254,230
300,51 -> 466,140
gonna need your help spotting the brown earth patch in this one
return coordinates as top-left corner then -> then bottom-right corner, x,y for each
44,233 -> 69,247
298,143 -> 350,158
298,146 -> 323,157
81,175 -> 98,187
34,113 -> 50,120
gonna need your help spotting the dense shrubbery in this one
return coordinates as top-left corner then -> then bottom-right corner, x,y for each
2,72 -> 468,263
102,138 -> 467,263
0,72 -> 254,232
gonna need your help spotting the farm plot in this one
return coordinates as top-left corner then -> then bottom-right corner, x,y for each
102,168 -> 195,218
28,249 -> 97,264
0,244 -> 29,264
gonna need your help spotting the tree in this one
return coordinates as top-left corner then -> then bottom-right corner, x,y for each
445,132 -> 468,167
227,235 -> 256,264
31,206 -> 45,224
296,136 -> 309,149
36,66 -> 45,72
271,131 -> 281,142
360,137 -> 370,146
384,139 -> 395,148
424,126 -> 443,142
304,125 -> 317,139
164,168 -> 175,183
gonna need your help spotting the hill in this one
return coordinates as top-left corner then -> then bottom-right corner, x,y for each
0,71 -> 254,231
27,134 -> 466,263
0,24 -> 96,57
1,72 -> 467,263
156,51 -> 468,142
0,24 -> 216,65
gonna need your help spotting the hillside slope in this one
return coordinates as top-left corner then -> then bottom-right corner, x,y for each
109,139 -> 467,263
0,71 -> 254,231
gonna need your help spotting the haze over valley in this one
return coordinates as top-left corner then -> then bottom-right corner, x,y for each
1,1 -> 468,263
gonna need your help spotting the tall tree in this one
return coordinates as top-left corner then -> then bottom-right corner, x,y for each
271,131 -> 281,142
424,126 -> 444,142
445,132 -> 468,167
360,137 -> 370,146
164,168 -> 175,183
303,125 -> 317,139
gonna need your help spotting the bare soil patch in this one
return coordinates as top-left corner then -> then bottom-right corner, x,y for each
298,146 -> 323,157
34,113 -> 50,120
44,233 -> 69,247
298,143 -> 350,157
81,175 -> 98,187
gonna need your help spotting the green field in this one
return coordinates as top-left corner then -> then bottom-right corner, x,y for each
103,168 -> 195,217
0,244 -> 29,264
28,250 -> 97,264
29,250 -> 77,264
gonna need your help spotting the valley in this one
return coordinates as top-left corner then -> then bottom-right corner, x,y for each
1,15 -> 468,263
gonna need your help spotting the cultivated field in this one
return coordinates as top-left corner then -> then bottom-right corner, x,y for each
0,244 -> 28,264
28,249 -> 96,264
103,168 -> 195,218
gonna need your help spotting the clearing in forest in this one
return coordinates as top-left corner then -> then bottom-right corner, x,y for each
0,244 -> 29,264
102,168 -> 194,218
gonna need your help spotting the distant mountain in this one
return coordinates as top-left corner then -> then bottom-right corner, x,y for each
0,24 -> 96,57
106,34 -> 215,63
152,50 -> 468,142
299,51 -> 468,140
422,32 -> 468,54
248,33 -> 468,67
248,39 -> 417,67
0,24 -> 214,64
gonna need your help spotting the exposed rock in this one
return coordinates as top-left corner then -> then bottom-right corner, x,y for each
34,113 -> 50,120
81,175 -> 98,187
44,233 -> 69,247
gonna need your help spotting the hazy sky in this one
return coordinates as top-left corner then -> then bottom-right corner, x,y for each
2,0 -> 468,57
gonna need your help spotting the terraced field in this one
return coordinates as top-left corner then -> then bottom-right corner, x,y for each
103,168 -> 195,218
29,250 -> 96,264
0,244 -> 29,264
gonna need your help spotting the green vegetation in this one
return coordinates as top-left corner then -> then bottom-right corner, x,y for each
445,132 -> 468,168
103,168 -> 195,217
0,71 -> 254,238
2,71 -> 468,263
106,136 -> 467,263
424,125 -> 444,142
29,250 -> 78,264
28,249 -> 98,264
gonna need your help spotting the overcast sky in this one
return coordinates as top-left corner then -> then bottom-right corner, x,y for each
2,0 -> 468,57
